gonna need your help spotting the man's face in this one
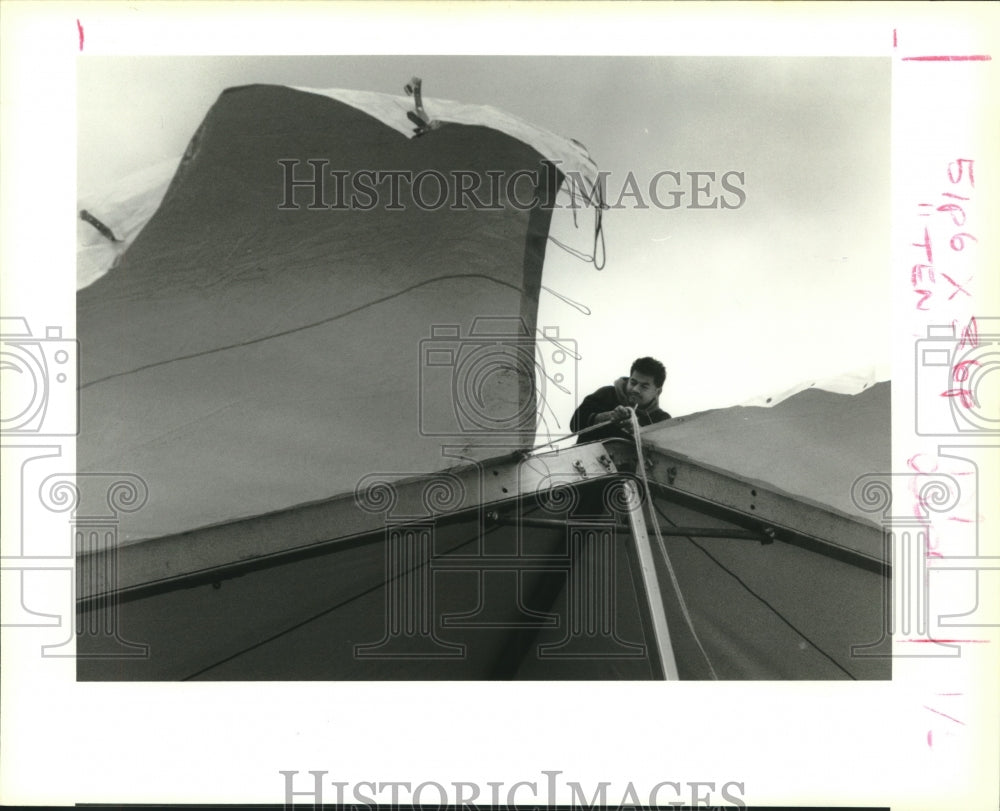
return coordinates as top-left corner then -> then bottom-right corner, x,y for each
626,370 -> 661,408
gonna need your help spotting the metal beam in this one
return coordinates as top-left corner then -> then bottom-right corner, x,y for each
77,443 -> 625,602
486,512 -> 774,542
620,479 -> 680,679
594,438 -> 887,573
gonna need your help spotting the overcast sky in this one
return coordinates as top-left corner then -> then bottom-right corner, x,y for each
78,55 -> 891,419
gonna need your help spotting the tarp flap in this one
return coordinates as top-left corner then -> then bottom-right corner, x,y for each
77,84 -> 572,542
292,85 -> 598,186
77,158 -> 180,289
77,84 -> 597,290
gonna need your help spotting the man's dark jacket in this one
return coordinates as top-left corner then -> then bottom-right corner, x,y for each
570,376 -> 670,444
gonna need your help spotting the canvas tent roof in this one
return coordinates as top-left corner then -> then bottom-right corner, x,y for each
77,83 -> 597,542
76,385 -> 892,680
643,381 -> 890,548
76,82 -> 890,681
633,382 -> 891,679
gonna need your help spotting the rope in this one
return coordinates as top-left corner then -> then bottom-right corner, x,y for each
532,409 -> 849,680
524,415 -> 621,454
547,172 -> 607,270
182,409 -> 716,679
628,408 -> 719,680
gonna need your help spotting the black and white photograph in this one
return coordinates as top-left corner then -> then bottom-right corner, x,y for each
2,3 -> 998,809
74,53 -> 891,682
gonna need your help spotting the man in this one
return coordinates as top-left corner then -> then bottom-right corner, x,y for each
570,357 -> 671,443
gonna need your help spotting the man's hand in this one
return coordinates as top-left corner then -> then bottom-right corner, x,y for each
595,405 -> 634,425
610,405 -> 633,422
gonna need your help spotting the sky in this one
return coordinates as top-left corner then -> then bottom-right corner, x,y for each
77,55 -> 891,422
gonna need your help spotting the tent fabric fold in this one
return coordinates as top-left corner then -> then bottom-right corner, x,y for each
77,83 -> 575,542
